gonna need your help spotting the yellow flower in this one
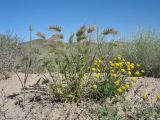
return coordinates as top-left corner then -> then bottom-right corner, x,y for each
126,62 -> 130,65
124,84 -> 129,89
122,59 -> 125,61
117,88 -> 123,93
121,69 -> 126,73
134,71 -> 140,76
110,63 -> 115,67
114,94 -> 118,97
142,93 -> 149,99
92,84 -> 97,90
131,77 -> 136,81
110,73 -> 117,78
156,95 -> 160,101
109,61 -> 112,64
130,65 -> 134,69
128,71 -> 132,75
91,68 -> 96,72
127,67 -> 131,71
117,54 -> 121,57
136,64 -> 140,67
119,62 -> 122,66
117,56 -> 121,60
94,74 -> 100,79
98,60 -> 103,64
115,63 -> 120,67
94,62 -> 98,66
111,69 -> 115,73
141,70 -> 145,73
121,86 -> 126,90
112,74 -> 117,78
114,80 -> 120,86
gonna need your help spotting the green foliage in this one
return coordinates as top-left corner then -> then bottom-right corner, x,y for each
45,46 -> 93,102
131,104 -> 160,119
122,29 -> 160,77
120,97 -> 160,120
98,97 -> 160,120
98,103 -> 121,120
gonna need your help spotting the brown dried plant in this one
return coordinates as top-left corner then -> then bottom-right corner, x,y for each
36,32 -> 46,39
103,28 -> 118,35
87,25 -> 96,33
48,25 -> 62,32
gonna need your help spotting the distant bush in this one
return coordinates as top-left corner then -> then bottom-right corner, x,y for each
122,30 -> 160,78
0,33 -> 23,78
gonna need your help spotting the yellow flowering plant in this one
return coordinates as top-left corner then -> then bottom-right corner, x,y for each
87,54 -> 145,100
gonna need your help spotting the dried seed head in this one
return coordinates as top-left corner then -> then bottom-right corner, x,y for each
76,25 -> 87,37
103,28 -> 118,35
48,25 -> 62,32
87,25 -> 96,33
77,35 -> 87,42
48,34 -> 64,41
36,32 -> 46,39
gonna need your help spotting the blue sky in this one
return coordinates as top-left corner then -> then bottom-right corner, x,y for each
0,0 -> 160,41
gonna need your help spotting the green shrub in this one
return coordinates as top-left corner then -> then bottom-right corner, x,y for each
122,29 -> 160,77
88,54 -> 144,101
44,45 -> 94,102
98,97 -> 160,120
98,103 -> 121,120
37,25 -> 120,102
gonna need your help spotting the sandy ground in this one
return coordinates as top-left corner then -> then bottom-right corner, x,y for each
0,73 -> 160,120
0,73 -> 98,120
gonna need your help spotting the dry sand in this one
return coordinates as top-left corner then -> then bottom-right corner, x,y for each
0,73 -> 160,120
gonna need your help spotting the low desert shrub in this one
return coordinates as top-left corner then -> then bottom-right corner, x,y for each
98,97 -> 160,120
0,33 -> 23,79
98,103 -> 121,120
37,25 -> 147,103
88,54 -> 144,101
122,29 -> 160,78
43,46 -> 95,102
37,25 -> 120,102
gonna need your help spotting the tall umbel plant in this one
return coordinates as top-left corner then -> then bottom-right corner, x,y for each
29,25 -> 32,51
14,25 -> 33,107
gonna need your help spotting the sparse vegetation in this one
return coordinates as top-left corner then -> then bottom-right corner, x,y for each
0,25 -> 160,120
